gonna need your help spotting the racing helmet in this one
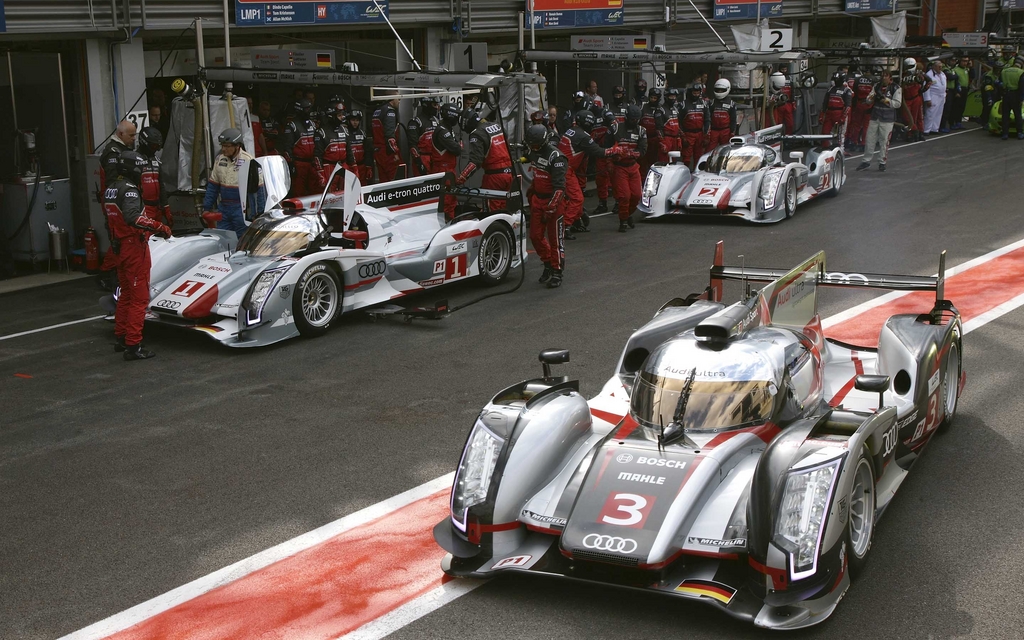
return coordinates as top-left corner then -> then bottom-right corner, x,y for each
530,110 -> 546,124
665,88 -> 679,105
347,109 -> 364,127
612,85 -> 626,100
117,150 -> 147,185
995,59 -> 1006,70
218,127 -> 244,146
602,109 -> 616,127
648,87 -> 663,102
831,71 -> 847,87
524,124 -> 549,151
293,98 -> 312,117
419,96 -> 439,116
324,100 -> 346,121
440,103 -> 460,126
139,126 -> 163,151
576,110 -> 597,132
572,90 -> 586,104
635,78 -> 648,96
688,83 -> 704,100
590,101 -> 605,118
713,78 -> 731,100
460,109 -> 482,133
903,57 -> 918,70
770,72 -> 787,91
625,104 -> 641,125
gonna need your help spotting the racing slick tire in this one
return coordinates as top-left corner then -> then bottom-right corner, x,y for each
938,330 -> 962,433
477,225 -> 514,287
784,175 -> 798,219
293,263 -> 341,338
825,157 -> 844,198
846,448 -> 876,579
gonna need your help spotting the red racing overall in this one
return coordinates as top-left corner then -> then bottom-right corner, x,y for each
408,114 -> 438,176
659,105 -> 681,163
316,122 -> 349,190
773,84 -> 795,134
902,72 -> 925,135
708,99 -> 738,150
431,123 -> 463,220
458,121 -> 513,211
280,117 -> 320,196
527,143 -> 567,271
98,137 -> 131,273
847,75 -> 875,146
139,149 -> 170,227
104,179 -> 168,347
679,100 -> 711,168
372,103 -> 400,183
591,118 -> 612,202
610,120 -> 647,221
345,124 -> 374,186
639,103 -> 666,176
820,85 -> 852,145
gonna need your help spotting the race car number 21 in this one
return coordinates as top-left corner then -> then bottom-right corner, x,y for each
599,493 -> 655,528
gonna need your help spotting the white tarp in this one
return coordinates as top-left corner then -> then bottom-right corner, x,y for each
871,11 -> 907,50
163,95 -> 254,193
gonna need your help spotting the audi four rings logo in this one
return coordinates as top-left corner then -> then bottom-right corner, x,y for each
357,261 -> 386,279
582,534 -> 638,554
156,300 -> 181,309
616,453 -> 633,464
822,271 -> 869,284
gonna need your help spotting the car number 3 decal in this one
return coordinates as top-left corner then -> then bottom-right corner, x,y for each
598,493 -> 655,528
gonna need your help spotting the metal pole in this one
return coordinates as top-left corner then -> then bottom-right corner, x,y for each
687,0 -> 730,50
373,0 -> 421,71
223,0 -> 232,67
529,1 -> 537,72
196,17 -> 213,170
518,11 -> 524,52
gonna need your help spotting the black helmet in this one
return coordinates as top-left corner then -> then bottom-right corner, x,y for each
460,109 -> 481,133
576,110 -> 596,132
635,78 -> 648,92
440,103 -> 461,126
118,150 -> 146,185
327,94 -> 344,105
139,126 -> 163,151
293,98 -> 312,116
666,88 -> 679,100
590,101 -> 605,117
347,109 -> 363,124
325,100 -> 346,120
525,124 -> 549,150
832,71 -> 847,87
995,59 -> 1006,70
648,87 -> 662,101
625,104 -> 641,123
218,127 -> 243,145
530,110 -> 546,124
420,96 -> 440,116
688,83 -> 703,98
602,110 -> 616,127
613,85 -> 625,97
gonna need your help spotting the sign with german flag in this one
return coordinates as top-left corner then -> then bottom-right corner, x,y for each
674,579 -> 737,605
571,35 -> 649,51
526,0 -> 623,29
236,0 -> 387,27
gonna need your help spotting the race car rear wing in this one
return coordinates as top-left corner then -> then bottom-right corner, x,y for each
699,241 -> 950,322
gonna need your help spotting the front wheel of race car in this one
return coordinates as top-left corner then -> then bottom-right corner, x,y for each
826,157 -> 844,198
784,175 -> 798,218
846,449 -> 876,579
477,225 -> 513,286
293,263 -> 341,338
938,331 -> 962,433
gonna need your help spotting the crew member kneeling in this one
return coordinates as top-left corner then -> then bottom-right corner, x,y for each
524,124 -> 567,289
105,151 -> 171,360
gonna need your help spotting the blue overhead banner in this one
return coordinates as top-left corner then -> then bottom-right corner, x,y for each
844,0 -> 893,11
0,1 -> 6,33
235,1 -> 387,27
714,0 -> 782,20
1002,0 -> 1024,8
526,0 -> 624,29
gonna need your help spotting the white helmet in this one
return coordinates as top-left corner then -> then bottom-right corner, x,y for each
904,57 -> 917,70
770,71 -> 787,91
713,78 -> 731,100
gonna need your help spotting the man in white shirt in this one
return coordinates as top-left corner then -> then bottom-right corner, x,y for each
586,80 -> 604,109
923,61 -> 947,134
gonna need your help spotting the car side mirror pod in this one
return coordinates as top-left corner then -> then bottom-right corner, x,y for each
668,151 -> 681,164
697,161 -> 708,171
855,374 -> 890,409
791,151 -> 804,164
539,348 -> 570,379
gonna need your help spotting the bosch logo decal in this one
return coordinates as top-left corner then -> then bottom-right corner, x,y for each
616,453 -> 633,464
636,456 -> 686,469
582,534 -> 638,554
357,261 -> 386,279
155,300 -> 181,310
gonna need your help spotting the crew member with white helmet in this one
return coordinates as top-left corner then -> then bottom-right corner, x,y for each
708,79 -> 738,150
769,71 -> 795,134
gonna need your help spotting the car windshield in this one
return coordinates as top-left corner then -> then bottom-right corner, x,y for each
629,338 -> 777,432
236,216 -> 315,257
707,146 -> 773,174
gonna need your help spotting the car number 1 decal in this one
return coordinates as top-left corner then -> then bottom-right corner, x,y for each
598,492 -> 655,528
445,253 -> 467,280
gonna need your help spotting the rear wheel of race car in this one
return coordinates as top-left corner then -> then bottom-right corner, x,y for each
477,225 -> 513,286
938,331 -> 962,433
826,157 -> 844,198
293,263 -> 341,338
846,450 -> 876,579
784,175 -> 797,218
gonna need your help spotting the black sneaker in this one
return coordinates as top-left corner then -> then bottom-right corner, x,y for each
626,215 -> 635,229
592,201 -> 609,215
114,336 -> 126,353
570,219 -> 589,233
856,162 -> 870,171
878,164 -> 886,172
581,212 -> 591,229
564,228 -> 577,240
123,344 -> 156,361
618,221 -> 629,233
538,263 -> 553,284
547,270 -> 563,288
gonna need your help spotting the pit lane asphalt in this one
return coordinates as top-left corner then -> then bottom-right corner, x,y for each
2,126 -> 1022,639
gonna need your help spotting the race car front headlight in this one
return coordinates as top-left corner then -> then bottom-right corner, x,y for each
774,456 -> 843,581
450,422 -> 504,532
243,266 -> 290,327
642,170 -> 662,206
759,171 -> 784,210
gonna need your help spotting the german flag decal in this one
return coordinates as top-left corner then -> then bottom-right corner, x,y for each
317,53 -> 332,68
674,579 -> 736,605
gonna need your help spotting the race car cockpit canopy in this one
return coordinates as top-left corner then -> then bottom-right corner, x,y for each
630,338 -> 779,433
706,144 -> 778,174
237,212 -> 322,258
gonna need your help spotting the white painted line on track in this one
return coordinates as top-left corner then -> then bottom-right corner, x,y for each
58,473 -> 455,640
0,315 -> 105,342
341,579 -> 487,640
963,291 -> 1024,334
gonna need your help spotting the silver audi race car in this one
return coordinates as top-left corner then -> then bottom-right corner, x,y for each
639,126 -> 845,223
107,158 -> 525,348
434,242 -> 964,629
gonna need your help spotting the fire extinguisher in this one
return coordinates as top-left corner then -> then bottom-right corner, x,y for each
84,227 -> 100,272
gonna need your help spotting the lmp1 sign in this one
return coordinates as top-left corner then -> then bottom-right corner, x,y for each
235,1 -> 388,27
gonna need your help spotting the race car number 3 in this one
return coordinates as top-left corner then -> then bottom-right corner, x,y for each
598,493 -> 655,528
